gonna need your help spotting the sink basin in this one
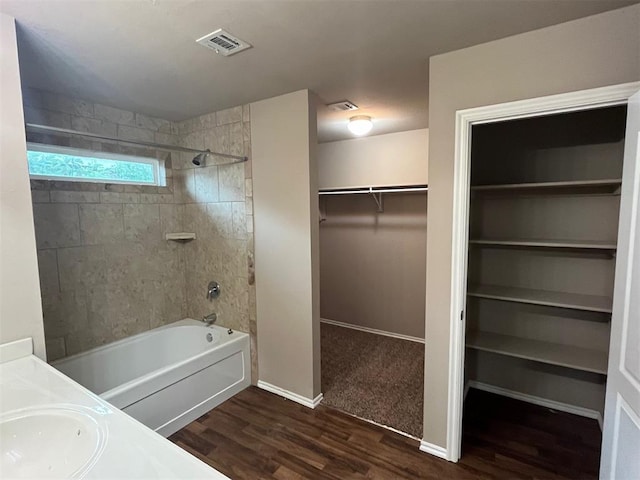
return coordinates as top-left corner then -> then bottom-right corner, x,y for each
0,406 -> 107,478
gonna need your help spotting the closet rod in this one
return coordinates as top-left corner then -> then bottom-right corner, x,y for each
319,186 -> 428,195
25,123 -> 248,162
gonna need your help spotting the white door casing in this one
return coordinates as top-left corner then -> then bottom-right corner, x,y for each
600,90 -> 640,480
446,82 -> 640,463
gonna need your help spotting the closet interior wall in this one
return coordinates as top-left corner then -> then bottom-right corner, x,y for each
465,105 -> 627,419
319,192 -> 427,339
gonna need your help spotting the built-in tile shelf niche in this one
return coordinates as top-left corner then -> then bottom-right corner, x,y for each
165,232 -> 197,241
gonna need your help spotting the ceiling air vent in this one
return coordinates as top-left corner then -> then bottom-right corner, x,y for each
327,101 -> 359,112
196,29 -> 251,57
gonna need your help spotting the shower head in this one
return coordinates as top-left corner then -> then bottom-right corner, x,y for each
192,151 -> 210,166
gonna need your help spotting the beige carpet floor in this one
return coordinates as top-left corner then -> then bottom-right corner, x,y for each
320,323 -> 424,438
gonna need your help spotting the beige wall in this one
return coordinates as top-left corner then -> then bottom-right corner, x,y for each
424,4 -> 640,449
252,90 -> 321,401
320,193 -> 427,338
318,129 -> 428,189
0,14 -> 46,359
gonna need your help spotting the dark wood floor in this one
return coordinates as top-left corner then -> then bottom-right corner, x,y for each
169,386 -> 601,479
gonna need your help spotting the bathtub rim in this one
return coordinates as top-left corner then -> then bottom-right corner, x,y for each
51,319 -> 249,398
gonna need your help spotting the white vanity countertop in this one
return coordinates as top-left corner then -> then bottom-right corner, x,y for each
0,342 -> 228,479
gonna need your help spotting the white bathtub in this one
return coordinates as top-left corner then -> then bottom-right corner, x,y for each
52,319 -> 250,437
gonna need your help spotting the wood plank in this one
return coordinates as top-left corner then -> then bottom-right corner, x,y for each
467,284 -> 612,313
169,386 -> 601,479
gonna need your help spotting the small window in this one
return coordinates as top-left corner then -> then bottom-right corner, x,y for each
27,143 -> 163,185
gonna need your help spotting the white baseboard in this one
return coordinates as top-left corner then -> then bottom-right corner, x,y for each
321,318 -> 425,344
469,381 -> 603,429
419,440 -> 449,460
257,381 -> 323,409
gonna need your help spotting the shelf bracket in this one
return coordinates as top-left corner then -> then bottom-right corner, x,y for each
369,188 -> 384,213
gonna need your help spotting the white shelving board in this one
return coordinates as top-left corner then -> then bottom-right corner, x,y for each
467,284 -> 612,313
469,238 -> 617,250
471,178 -> 622,193
466,330 -> 608,375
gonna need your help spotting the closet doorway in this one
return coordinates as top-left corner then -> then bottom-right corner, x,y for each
447,83 -> 640,477
318,185 -> 427,438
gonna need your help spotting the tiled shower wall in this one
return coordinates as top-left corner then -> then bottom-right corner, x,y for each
173,105 -> 258,381
25,88 -> 257,381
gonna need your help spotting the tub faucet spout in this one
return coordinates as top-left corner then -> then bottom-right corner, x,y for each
202,313 -> 217,325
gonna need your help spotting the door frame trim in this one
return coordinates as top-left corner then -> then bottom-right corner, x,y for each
446,81 -> 640,462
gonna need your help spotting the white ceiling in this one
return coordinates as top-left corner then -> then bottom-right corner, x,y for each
1,0 -> 635,142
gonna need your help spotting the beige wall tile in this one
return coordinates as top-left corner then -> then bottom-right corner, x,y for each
206,202 -> 233,238
155,131 -> 179,146
159,204 -> 184,234
79,204 -> 124,244
32,203 -> 81,249
140,193 -> 176,204
31,190 -> 50,203
219,163 -> 245,201
242,121 -> 251,143
57,245 -> 107,292
173,169 -> 196,203
41,92 -> 94,117
135,113 -> 170,131
118,125 -> 154,143
194,166 -> 219,203
183,203 -> 213,238
94,104 -> 135,126
37,249 -> 60,297
211,125 -> 230,158
230,122 -> 243,156
41,289 -> 89,340
100,192 -> 140,203
23,106 -> 72,129
71,116 -> 117,137
182,130 -> 205,150
232,202 -> 246,239
51,191 -> 100,203
217,106 -> 242,125
45,337 -> 66,362
124,204 -> 161,243
242,104 -> 250,123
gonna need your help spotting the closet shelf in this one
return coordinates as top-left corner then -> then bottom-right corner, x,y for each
466,330 -> 608,375
471,178 -> 622,194
318,185 -> 427,213
469,238 -> 617,250
467,284 -> 612,313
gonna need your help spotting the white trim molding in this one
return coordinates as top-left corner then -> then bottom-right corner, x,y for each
447,82 -> 640,463
257,381 -> 323,409
321,318 -> 425,344
419,440 -> 449,460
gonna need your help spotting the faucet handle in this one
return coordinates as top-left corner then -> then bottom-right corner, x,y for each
207,281 -> 221,300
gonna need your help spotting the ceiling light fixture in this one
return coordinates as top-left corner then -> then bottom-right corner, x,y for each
348,115 -> 373,136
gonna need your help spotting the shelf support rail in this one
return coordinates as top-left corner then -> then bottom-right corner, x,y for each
370,188 -> 384,213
